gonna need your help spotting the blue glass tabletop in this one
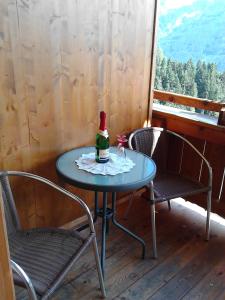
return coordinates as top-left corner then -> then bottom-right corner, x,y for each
56,146 -> 156,192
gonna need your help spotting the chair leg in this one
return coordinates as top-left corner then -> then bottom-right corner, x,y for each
149,181 -> 157,258
206,190 -> 212,241
151,203 -> 157,258
123,191 -> 135,219
92,236 -> 106,298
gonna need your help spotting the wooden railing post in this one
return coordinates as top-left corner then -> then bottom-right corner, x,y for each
218,108 -> 225,126
0,185 -> 15,300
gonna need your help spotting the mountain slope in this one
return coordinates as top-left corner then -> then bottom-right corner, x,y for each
158,0 -> 225,71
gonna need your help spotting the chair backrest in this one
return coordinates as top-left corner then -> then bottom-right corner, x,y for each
0,173 -> 21,235
129,127 -> 169,174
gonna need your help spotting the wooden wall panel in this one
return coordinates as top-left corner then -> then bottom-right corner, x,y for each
0,0 -> 156,228
204,143 -> 225,202
0,187 -> 15,300
181,137 -> 206,182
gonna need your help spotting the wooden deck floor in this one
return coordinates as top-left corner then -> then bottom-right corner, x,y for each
18,195 -> 225,299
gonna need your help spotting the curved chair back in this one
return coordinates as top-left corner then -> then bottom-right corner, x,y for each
129,127 -> 169,174
0,173 -> 21,235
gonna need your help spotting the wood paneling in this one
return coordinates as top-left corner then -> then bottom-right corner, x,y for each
0,186 -> 15,300
0,0 -> 156,228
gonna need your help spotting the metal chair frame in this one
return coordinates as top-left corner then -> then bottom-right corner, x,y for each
0,171 -> 106,299
128,127 -> 212,258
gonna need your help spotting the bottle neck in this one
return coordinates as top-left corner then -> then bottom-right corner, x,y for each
99,111 -> 106,131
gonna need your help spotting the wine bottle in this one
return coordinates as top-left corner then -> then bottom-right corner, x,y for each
96,111 -> 110,163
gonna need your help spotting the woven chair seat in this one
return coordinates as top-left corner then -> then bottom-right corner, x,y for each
155,173 -> 210,201
9,228 -> 84,296
142,172 -> 210,203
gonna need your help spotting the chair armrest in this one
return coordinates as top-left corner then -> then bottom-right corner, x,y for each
11,260 -> 38,300
3,171 -> 95,233
167,130 -> 213,188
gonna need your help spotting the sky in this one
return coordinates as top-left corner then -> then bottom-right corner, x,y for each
159,0 -> 201,35
159,0 -> 201,15
158,0 -> 213,35
159,0 -> 215,14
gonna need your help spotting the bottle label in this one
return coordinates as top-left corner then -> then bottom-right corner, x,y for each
99,149 -> 110,161
98,129 -> 109,138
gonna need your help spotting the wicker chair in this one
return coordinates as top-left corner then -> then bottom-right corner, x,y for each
0,171 -> 106,300
128,127 -> 212,258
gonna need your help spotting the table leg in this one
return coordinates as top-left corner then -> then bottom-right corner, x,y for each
111,192 -> 146,259
101,192 -> 107,277
93,191 -> 99,222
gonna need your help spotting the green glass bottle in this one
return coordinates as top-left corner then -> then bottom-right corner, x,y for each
96,111 -> 110,163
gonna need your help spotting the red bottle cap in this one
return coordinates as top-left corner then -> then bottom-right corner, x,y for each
99,111 -> 106,131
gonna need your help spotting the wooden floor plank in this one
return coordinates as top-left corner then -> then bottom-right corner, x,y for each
17,196 -> 225,300
148,237 -> 225,300
53,198 -> 208,299
101,214 -> 203,300
77,224 -> 188,300
181,258 -> 225,300
60,198 -> 150,286
116,235 -> 206,300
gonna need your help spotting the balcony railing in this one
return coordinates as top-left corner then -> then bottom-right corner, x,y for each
153,90 -> 225,126
153,89 -> 225,146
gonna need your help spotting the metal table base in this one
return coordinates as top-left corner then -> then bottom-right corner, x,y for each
93,191 -> 146,277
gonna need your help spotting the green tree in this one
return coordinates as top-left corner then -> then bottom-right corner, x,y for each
207,63 -> 219,100
153,48 -> 225,113
195,61 -> 209,99
183,59 -> 197,97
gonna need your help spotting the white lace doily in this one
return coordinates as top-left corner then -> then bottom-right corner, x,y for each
75,152 -> 135,175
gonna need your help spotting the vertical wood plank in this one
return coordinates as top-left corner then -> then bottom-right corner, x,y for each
0,185 -> 15,300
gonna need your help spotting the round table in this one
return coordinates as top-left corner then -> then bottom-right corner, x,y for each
56,146 -> 156,276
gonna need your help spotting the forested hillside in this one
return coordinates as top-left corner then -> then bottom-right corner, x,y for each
154,49 -> 225,105
158,0 -> 225,71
